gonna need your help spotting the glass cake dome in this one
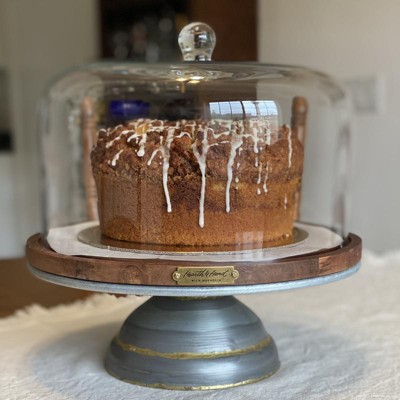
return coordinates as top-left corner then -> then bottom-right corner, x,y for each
38,22 -> 352,260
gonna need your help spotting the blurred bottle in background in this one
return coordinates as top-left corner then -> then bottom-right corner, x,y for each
100,0 -> 188,62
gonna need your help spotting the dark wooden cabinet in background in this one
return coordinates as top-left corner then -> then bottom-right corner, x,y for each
188,0 -> 257,61
99,0 -> 257,61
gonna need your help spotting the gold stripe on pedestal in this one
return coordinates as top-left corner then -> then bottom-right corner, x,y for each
114,335 -> 272,360
106,367 -> 278,391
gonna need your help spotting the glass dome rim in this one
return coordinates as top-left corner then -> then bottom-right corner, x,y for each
67,59 -> 333,77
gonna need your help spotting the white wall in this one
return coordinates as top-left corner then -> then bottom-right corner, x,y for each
258,0 -> 400,252
0,156 -> 20,257
0,0 -> 99,258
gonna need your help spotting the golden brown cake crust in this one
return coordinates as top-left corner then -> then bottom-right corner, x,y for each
91,118 -> 304,246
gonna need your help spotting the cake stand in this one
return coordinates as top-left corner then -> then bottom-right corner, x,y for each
26,230 -> 361,391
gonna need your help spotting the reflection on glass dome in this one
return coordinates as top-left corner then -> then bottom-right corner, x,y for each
209,100 -> 278,118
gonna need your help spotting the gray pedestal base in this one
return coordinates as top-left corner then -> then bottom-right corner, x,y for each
105,296 -> 279,390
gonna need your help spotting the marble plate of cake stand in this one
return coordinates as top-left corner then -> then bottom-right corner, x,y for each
26,231 -> 361,391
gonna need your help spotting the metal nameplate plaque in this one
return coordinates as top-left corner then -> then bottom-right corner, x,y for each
172,266 -> 239,286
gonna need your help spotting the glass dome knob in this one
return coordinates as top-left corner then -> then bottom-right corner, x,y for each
178,22 -> 216,61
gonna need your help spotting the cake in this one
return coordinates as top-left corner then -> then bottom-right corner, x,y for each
90,113 -> 304,247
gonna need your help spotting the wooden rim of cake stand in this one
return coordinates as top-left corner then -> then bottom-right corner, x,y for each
26,233 -> 361,296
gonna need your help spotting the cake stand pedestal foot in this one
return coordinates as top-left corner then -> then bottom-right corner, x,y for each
105,295 -> 280,390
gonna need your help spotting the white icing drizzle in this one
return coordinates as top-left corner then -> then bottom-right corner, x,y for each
284,194 -> 288,209
137,134 -> 147,157
176,131 -> 191,139
256,162 -> 263,185
226,128 -> 244,213
252,125 -> 260,167
209,121 -> 230,139
127,131 -> 148,157
105,126 -> 126,148
161,128 -> 176,213
126,132 -> 137,142
211,118 -> 231,127
234,161 -> 241,186
105,134 -> 123,149
183,121 -> 196,135
263,162 -> 269,193
148,120 -> 166,133
286,125 -> 292,168
147,137 -> 163,166
110,149 -> 123,166
265,124 -> 271,146
211,131 -> 230,139
127,119 -> 145,129
256,162 -> 264,195
191,128 -> 210,228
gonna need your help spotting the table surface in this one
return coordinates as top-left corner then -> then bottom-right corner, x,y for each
0,258 -> 89,318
